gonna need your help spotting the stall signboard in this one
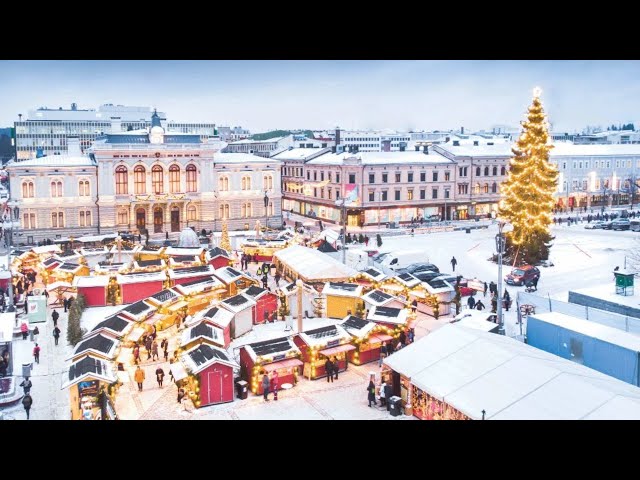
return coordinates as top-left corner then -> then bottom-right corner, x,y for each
467,279 -> 485,292
27,295 -> 47,324
327,339 -> 340,348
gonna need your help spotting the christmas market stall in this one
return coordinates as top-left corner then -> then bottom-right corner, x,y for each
240,237 -> 289,262
41,256 -> 63,272
94,261 -> 130,275
294,323 -> 354,380
168,265 -> 216,286
417,278 -> 454,316
79,246 -> 110,258
173,275 -> 225,297
362,289 -> 406,312
67,332 -> 121,363
168,255 -> 202,268
179,344 -> 238,407
137,245 -> 165,262
144,288 -> 188,329
73,275 -> 110,307
46,281 -> 74,308
116,272 -> 168,304
186,305 -> 234,347
164,246 -> 206,264
239,336 -> 303,395
118,300 -> 157,324
350,267 -> 386,287
62,355 -> 118,420
367,306 -> 409,338
213,266 -> 256,297
180,320 -> 226,351
322,282 -> 365,319
243,285 -> 278,324
132,258 -> 166,273
279,281 -> 315,319
90,314 -> 135,339
206,247 -> 232,269
51,262 -> 90,283
340,315 -> 393,365
273,245 -> 357,284
220,293 -> 257,338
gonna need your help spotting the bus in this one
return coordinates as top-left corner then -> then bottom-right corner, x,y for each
630,220 -> 640,232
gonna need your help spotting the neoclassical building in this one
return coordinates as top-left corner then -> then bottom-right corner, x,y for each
7,112 -> 282,244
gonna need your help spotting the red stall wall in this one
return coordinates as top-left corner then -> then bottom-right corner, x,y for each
211,322 -> 231,348
356,346 -> 380,365
79,286 -> 106,307
209,257 -> 230,270
199,363 -> 234,406
253,294 -> 278,324
122,281 -> 164,304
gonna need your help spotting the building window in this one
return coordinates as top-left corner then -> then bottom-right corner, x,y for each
395,190 -> 400,201
187,205 -> 197,221
500,166 -> 506,176
152,165 -> 164,194
328,172 -> 332,182
242,176 -> 251,190
459,167 -> 467,177
369,191 -> 375,202
134,166 -> 146,194
483,166 -> 488,176
444,189 -> 450,199
483,183 -> 489,193
263,175 -> 273,190
476,166 -> 481,177
22,181 -> 35,198
336,173 -> 340,183
381,191 -> 388,201
432,172 -> 438,182
458,184 -> 468,195
314,171 -> 317,181
219,203 -> 230,220
313,188 -> 317,197
431,188 -> 437,199
241,202 -> 252,218
408,190 -> 414,200
420,189 -> 425,200
328,189 -> 332,199
321,172 -> 324,182
420,172 -> 426,182
185,164 -> 197,192
349,173 -> 356,184
51,181 -> 63,198
382,173 -> 388,183
307,171 -> 310,180
219,176 -> 229,192
169,164 -> 181,193
408,173 -> 414,183
22,212 -> 36,229
115,165 -> 128,194
445,171 -> 450,181
369,173 -> 375,184
492,166 -> 498,176
79,210 -> 92,227
492,182 -> 497,193
78,180 -> 90,197
320,189 -> 325,199
117,209 -> 129,225
51,211 -> 64,228
395,173 -> 401,183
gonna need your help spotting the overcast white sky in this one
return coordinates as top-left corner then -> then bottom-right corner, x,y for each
1,60 -> 639,133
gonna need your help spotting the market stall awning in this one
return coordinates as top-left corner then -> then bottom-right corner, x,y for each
170,363 -> 189,382
166,300 -> 189,313
320,344 -> 356,356
369,333 -> 394,344
262,358 -> 304,372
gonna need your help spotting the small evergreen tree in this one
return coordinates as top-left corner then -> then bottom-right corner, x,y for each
278,293 -> 290,320
376,234 -> 382,248
67,294 -> 88,346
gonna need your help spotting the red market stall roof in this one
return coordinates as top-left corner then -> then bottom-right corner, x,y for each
207,247 -> 231,261
242,285 -> 273,301
168,264 -> 216,280
41,257 -> 63,270
144,288 -> 182,308
321,282 -> 364,298
173,276 -> 225,296
367,306 -> 408,325
220,293 -> 256,314
119,300 -> 157,322
213,266 -> 253,285
187,305 -> 235,329
262,358 -> 303,372
90,314 -> 134,338
181,343 -> 238,375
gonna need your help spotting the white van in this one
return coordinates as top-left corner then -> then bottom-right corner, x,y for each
376,249 -> 428,272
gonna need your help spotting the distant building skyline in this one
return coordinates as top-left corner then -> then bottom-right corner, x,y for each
1,60 -> 639,133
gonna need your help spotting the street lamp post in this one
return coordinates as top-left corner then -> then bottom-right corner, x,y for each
496,220 -> 507,336
2,219 -> 15,310
263,190 -> 269,233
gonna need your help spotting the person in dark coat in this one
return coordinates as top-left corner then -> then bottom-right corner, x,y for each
503,290 -> 511,311
145,335 -> 153,360
332,356 -> 339,380
51,309 -> 59,327
467,295 -> 476,310
367,379 -> 377,407
53,326 -> 61,345
177,388 -> 186,404
155,367 -> 165,388
325,357 -> 334,383
22,393 -> 33,420
262,274 -> 268,290
274,272 -> 281,287
262,373 -> 270,401
398,330 -> 407,346
450,256 -> 457,272
483,282 -> 488,297
379,342 -> 388,367
63,297 -> 68,313
384,382 -> 393,411
475,300 -> 485,311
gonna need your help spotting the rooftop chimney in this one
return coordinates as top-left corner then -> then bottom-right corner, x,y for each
335,127 -> 341,146
453,140 -> 460,146
473,140 -> 479,146
71,102 -> 78,111
415,145 -> 420,151
423,145 -> 429,154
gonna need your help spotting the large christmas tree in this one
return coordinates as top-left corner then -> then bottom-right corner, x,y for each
220,220 -> 232,252
499,88 -> 558,265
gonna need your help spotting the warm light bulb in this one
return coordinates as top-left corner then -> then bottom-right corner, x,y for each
533,86 -> 542,97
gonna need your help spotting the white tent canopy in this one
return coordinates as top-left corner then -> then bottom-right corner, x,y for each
274,245 -> 357,282
385,323 -> 640,420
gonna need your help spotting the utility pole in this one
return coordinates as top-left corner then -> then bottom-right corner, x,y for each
296,278 -> 303,333
342,199 -> 347,265
496,221 -> 507,336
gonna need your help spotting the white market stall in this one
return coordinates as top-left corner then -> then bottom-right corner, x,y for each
274,245 -> 357,284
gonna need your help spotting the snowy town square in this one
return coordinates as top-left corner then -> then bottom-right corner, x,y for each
3,60 -> 640,421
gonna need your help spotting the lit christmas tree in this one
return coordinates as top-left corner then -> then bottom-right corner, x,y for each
499,88 -> 558,265
220,220 -> 232,253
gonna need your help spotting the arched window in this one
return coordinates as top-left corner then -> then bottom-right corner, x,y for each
51,181 -> 63,197
186,164 -> 197,192
152,165 -> 164,194
263,175 -> 273,190
492,182 -> 497,193
484,166 -> 489,176
242,202 -> 252,218
169,164 -> 181,193
492,166 -> 498,176
483,183 -> 489,194
134,166 -> 146,194
117,209 -> 129,225
476,166 -> 481,177
219,176 -> 229,192
79,210 -> 92,227
51,211 -> 64,228
219,203 -> 230,220
22,212 -> 36,229
242,175 -> 251,190
474,183 -> 481,194
187,204 -> 197,221
22,181 -> 34,198
115,165 -> 128,194
78,180 -> 90,197
500,166 -> 506,176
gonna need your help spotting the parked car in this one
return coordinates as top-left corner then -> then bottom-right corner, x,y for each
601,221 -> 613,230
584,221 -> 607,230
413,270 -> 443,282
611,218 -> 631,231
399,263 -> 440,275
505,265 -> 540,286
434,273 -> 458,285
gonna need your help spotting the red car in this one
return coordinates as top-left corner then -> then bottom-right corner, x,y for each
505,265 -> 540,286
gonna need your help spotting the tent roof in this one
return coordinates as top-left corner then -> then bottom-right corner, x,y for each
274,245 -> 356,282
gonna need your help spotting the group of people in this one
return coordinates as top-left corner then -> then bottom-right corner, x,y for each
132,332 -> 169,366
323,356 -> 341,383
367,375 -> 392,408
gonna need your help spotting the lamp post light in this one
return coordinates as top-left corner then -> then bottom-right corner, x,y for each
263,190 -> 269,233
2,218 -> 15,310
496,220 -> 508,336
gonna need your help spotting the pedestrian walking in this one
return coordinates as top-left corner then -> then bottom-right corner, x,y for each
151,340 -> 159,361
379,379 -> 387,407
52,309 -> 59,327
379,342 -> 388,367
411,299 -> 418,313
367,378 -> 377,407
22,393 -> 33,420
332,356 -> 339,380
475,300 -> 485,311
33,343 -> 41,364
63,297 -> 68,313
274,272 -> 281,287
262,373 -> 270,401
271,371 -> 279,401
32,326 -> 39,343
20,321 -> 28,340
450,256 -> 457,272
134,366 -> 145,391
53,325 -> 61,345
399,330 -> 407,347
20,377 -> 32,395
145,335 -> 153,360
177,387 -> 186,404
325,357 -> 334,383
483,282 -> 488,297
133,344 -> 140,365
262,274 -> 268,290
163,343 -> 169,362
407,328 -> 415,344
169,358 -> 175,382
155,367 -> 165,388
467,295 -> 476,310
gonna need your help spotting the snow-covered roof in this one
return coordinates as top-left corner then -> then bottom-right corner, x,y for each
80,246 -> 110,256
385,323 -> 640,420
228,136 -> 286,145
173,275 -> 225,296
8,155 -> 95,168
362,289 -> 397,307
367,306 -> 408,325
272,148 -> 330,161
305,150 -> 453,166
340,315 -> 377,339
422,278 -> 454,294
213,266 -> 251,284
164,246 -> 204,257
530,312 -> 640,353
31,245 -> 62,255
317,229 -> 340,243
274,245 -> 357,282
168,264 -> 215,279
72,275 -> 111,288
298,324 -> 351,348
450,311 -> 498,332
116,272 -> 167,284
68,333 -> 120,361
215,152 -> 281,164
180,343 -> 237,375
118,300 -> 157,321
390,273 -> 421,288
321,282 -> 363,298
188,305 -> 235,328
62,355 -> 117,390
220,293 -> 256,313
355,267 -> 386,282
436,141 -> 640,159
91,314 -> 134,337
181,321 -> 225,349
145,288 -> 181,307
242,335 -> 301,363
207,247 -> 230,259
